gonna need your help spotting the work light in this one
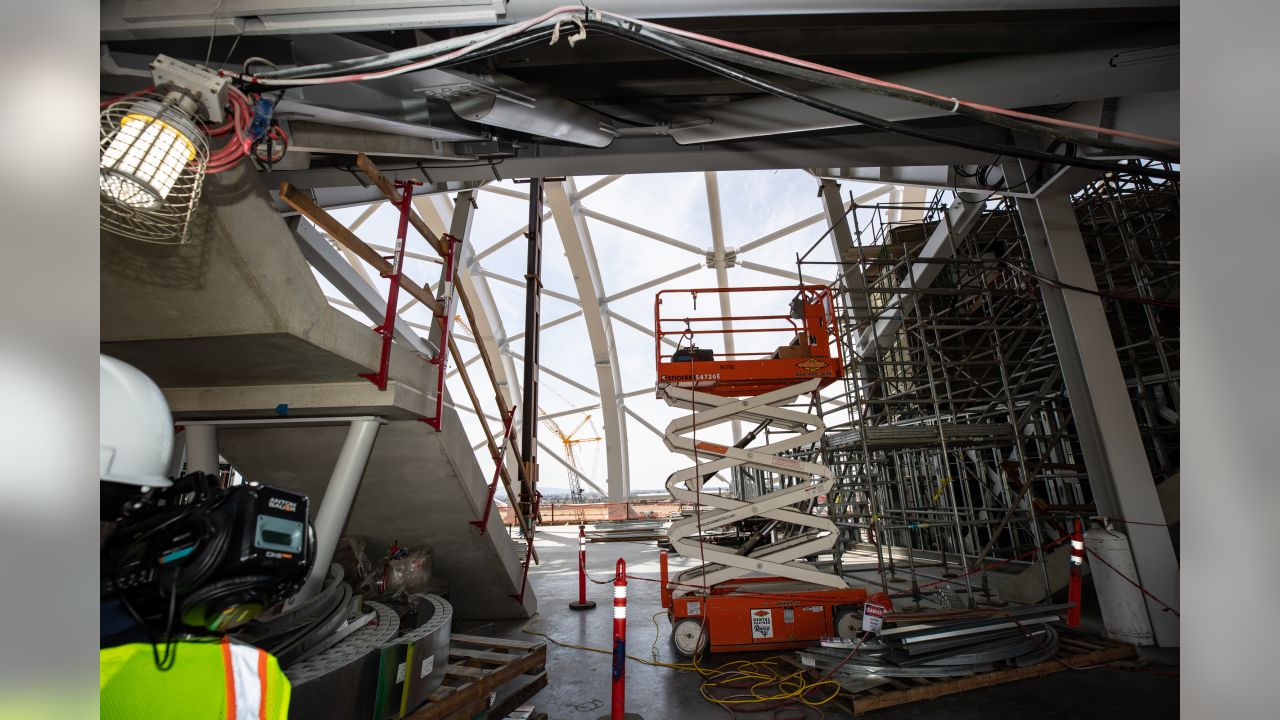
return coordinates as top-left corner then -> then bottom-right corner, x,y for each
100,90 -> 209,244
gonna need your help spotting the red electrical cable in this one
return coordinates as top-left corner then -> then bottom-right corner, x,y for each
1084,547 -> 1180,618
599,12 -> 1180,150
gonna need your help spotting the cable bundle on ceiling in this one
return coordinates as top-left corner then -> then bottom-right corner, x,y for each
228,5 -> 1179,180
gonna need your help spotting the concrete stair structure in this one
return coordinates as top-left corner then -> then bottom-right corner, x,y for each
101,163 -> 534,619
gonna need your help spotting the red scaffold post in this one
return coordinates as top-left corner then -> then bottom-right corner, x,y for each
359,179 -> 422,391
569,524 -> 596,611
1067,518 -> 1085,627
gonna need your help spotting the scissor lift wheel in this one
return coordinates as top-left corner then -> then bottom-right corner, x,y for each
671,618 -> 709,658
834,607 -> 861,641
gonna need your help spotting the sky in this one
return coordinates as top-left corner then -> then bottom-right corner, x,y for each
307,169 -> 899,495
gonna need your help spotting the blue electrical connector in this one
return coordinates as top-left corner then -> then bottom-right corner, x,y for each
248,97 -> 276,141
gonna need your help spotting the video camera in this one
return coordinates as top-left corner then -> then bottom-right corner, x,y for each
102,472 -> 311,634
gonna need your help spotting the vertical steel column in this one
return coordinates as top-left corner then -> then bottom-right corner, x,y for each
819,179 -> 873,324
1006,161 -> 1179,646
520,178 -> 544,529
295,417 -> 384,602
185,424 -> 219,476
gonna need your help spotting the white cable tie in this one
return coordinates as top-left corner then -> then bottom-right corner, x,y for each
550,16 -> 587,47
949,97 -> 960,113
568,16 -> 588,47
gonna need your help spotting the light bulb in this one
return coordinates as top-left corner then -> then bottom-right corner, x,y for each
100,101 -> 199,210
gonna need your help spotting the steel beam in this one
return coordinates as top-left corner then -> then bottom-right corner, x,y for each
1006,160 -> 1179,646
813,166 -> 1001,194
546,179 -> 631,508
292,218 -> 434,356
670,46 -> 1176,144
263,127 -> 999,187
855,193 -> 985,355
820,178 -> 873,323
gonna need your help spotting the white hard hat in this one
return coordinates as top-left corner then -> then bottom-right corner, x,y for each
100,354 -> 174,487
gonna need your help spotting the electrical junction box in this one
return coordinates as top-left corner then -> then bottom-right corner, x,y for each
150,54 -> 230,122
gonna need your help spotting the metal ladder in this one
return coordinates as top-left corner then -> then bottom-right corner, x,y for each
661,379 -> 848,595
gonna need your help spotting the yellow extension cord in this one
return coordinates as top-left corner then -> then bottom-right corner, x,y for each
518,612 -> 844,712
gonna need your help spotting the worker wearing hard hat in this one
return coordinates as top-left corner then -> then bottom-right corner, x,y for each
99,355 -> 303,720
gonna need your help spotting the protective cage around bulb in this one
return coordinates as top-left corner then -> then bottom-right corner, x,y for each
100,89 -> 209,244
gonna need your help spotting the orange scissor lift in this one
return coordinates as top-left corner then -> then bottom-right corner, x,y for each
654,285 -> 870,657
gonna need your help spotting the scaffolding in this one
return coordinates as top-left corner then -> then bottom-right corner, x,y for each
775,167 -> 1180,609
1073,165 -> 1181,484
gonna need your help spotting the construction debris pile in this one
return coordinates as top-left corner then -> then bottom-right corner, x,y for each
800,604 -> 1068,693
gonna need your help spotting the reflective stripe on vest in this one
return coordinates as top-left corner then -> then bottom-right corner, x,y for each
101,639 -> 290,720
223,636 -> 267,720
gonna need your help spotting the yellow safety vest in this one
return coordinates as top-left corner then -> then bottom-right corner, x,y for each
101,636 -> 290,720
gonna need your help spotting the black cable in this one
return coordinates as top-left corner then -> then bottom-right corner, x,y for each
1007,262 -> 1179,308
117,581 -> 180,671
590,20 -> 1177,181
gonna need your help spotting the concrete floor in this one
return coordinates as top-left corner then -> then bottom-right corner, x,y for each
465,526 -> 1177,720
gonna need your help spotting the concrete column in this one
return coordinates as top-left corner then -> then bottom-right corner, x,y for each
185,424 -> 219,476
295,417 -> 383,603
166,431 -> 187,479
1007,162 -> 1180,646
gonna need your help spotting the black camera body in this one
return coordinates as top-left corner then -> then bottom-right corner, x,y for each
102,474 -> 311,634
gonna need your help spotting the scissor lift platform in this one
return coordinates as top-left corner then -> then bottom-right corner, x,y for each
655,285 -> 844,397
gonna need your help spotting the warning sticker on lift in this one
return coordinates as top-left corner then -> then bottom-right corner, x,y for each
862,603 -> 887,634
771,456 -> 806,471
750,609 -> 774,639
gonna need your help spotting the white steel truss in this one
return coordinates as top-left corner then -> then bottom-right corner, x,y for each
306,172 -> 901,504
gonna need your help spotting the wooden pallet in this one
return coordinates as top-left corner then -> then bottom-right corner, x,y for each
784,628 -> 1136,716
405,634 -> 547,720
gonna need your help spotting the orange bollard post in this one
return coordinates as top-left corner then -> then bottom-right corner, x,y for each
1067,518 -> 1085,627
597,558 -> 642,720
570,524 -> 596,611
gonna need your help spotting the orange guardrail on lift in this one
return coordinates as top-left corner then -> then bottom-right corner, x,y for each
654,285 -> 844,397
